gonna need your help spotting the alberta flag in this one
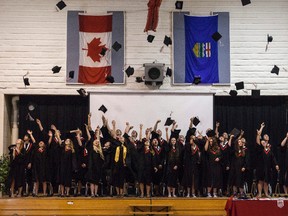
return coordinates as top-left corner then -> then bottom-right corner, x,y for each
184,15 -> 219,83
78,14 -> 112,84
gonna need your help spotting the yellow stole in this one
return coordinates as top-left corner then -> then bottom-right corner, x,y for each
114,144 -> 127,164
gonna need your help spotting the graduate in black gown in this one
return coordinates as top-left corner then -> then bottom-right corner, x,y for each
204,134 -> 222,198
256,122 -> 279,198
32,140 -> 48,196
181,135 -> 200,198
86,126 -> 105,197
280,132 -> 288,195
229,136 -> 248,198
55,130 -> 77,197
8,139 -> 26,197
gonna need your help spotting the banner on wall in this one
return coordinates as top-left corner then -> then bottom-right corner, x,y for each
184,15 -> 219,84
78,14 -> 112,84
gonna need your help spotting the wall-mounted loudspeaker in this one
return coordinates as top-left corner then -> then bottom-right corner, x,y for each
144,63 -> 165,86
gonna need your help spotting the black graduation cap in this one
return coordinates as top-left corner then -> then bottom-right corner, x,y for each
125,66 -> 134,77
56,0 -> 66,10
193,76 -> 201,85
69,71 -> 74,79
164,117 -> 174,126
100,48 -> 107,56
147,35 -> 155,43
206,129 -> 216,137
98,104 -> 107,113
230,128 -> 241,138
151,131 -> 160,140
52,66 -> 61,74
267,34 -> 273,43
136,77 -> 144,83
106,75 -> 115,83
229,90 -> 238,97
23,77 -> 30,86
163,35 -> 172,46
212,31 -> 222,42
241,0 -> 251,6
251,89 -> 261,98
171,129 -> 181,139
112,41 -> 122,52
192,117 -> 200,126
166,67 -> 172,77
235,81 -> 244,90
77,88 -> 88,97
175,1 -> 183,10
271,65 -> 279,75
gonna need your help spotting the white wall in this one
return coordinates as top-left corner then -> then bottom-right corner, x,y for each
0,0 -> 287,96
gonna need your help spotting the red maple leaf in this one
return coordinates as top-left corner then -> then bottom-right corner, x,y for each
84,37 -> 107,62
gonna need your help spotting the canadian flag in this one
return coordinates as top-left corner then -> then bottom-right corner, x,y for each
78,14 -> 112,84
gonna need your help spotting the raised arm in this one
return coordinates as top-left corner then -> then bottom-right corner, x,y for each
73,128 -> 82,147
165,127 -> 169,141
87,112 -> 92,131
256,122 -> 265,145
36,118 -> 44,132
27,130 -> 36,144
84,123 -> 91,141
215,122 -> 220,138
124,122 -> 133,135
139,124 -> 143,141
228,134 -> 234,147
204,137 -> 209,151
281,132 -> 288,147
153,120 -> 161,132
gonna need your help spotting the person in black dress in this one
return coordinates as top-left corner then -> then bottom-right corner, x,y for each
229,136 -> 248,198
280,132 -> 288,196
204,135 -> 222,198
85,126 -> 105,197
256,122 -> 279,198
32,140 -> 48,196
8,139 -> 26,197
181,135 -> 200,198
55,130 -> 77,197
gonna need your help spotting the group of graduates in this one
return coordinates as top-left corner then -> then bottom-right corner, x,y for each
7,114 -> 288,199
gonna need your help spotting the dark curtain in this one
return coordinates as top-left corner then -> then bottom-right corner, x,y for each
19,95 -> 89,142
215,96 -> 287,191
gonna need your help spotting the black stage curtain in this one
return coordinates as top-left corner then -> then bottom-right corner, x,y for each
19,95 -> 89,142
215,96 -> 287,191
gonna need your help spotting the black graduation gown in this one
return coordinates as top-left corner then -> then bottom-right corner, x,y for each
166,145 -> 180,188
181,143 -> 200,188
151,144 -> 165,185
8,148 -> 26,189
32,147 -> 48,183
206,146 -> 222,189
229,150 -> 248,188
86,143 -> 104,184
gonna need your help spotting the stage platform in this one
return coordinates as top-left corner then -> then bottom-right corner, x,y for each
0,196 -> 227,216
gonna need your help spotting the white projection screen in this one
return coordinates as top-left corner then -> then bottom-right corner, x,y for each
89,92 -> 214,137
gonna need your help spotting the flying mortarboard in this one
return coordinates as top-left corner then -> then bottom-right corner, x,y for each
212,31 -> 222,42
171,129 -> 181,139
56,0 -> 66,10
265,34 -> 273,52
163,35 -> 172,46
193,76 -> 201,85
106,75 -> 115,83
112,41 -> 122,52
192,117 -> 200,127
147,35 -> 155,43
166,67 -> 172,77
229,90 -> 238,97
100,48 -> 107,56
98,104 -> 107,113
23,77 -> 30,86
125,66 -> 134,77
235,81 -> 244,90
230,128 -> 241,138
164,117 -> 174,126
251,89 -> 261,98
69,71 -> 74,79
175,1 -> 183,10
136,77 -> 144,83
271,65 -> 279,75
241,0 -> 251,6
52,65 -> 61,74
77,88 -> 88,97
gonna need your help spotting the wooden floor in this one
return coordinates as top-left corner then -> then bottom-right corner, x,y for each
0,196 -> 227,216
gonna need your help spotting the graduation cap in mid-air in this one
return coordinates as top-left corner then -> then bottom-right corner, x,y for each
98,104 -> 107,113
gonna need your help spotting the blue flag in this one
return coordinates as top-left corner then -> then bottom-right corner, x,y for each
184,15 -> 219,83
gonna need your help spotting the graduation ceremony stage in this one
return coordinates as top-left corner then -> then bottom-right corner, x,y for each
0,197 -> 227,216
